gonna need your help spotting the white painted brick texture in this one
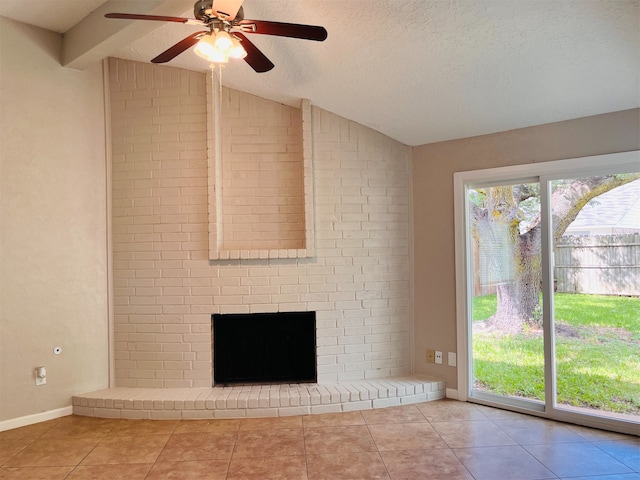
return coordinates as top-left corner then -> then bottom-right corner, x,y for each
220,88 -> 305,251
110,58 -> 411,388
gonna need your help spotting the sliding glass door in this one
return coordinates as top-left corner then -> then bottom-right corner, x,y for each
549,174 -> 640,423
468,180 -> 546,410
454,151 -> 640,434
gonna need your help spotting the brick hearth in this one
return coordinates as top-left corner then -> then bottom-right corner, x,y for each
73,376 -> 445,420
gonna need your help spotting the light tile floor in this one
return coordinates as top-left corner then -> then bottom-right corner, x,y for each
0,400 -> 638,479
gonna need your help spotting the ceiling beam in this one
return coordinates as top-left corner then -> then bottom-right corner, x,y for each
62,0 -> 192,70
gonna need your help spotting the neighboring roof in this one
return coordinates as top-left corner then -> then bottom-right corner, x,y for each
567,179 -> 640,232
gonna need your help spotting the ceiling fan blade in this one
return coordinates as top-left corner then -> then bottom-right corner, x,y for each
234,33 -> 274,73
151,31 -> 208,63
105,13 -> 193,23
238,20 -> 327,41
211,0 -> 244,21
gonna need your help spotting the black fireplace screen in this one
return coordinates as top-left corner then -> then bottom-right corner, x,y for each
212,311 -> 316,385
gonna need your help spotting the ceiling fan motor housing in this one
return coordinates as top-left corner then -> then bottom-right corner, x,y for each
194,0 -> 214,21
194,0 -> 244,23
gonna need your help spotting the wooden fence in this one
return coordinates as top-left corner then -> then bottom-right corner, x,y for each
473,234 -> 639,297
554,234 -> 640,296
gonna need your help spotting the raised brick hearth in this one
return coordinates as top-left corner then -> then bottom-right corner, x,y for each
73,376 -> 445,419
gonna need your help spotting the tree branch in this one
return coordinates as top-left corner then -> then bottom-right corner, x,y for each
551,174 -> 640,242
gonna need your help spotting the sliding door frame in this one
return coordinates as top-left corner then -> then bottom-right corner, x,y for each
454,150 -> 639,435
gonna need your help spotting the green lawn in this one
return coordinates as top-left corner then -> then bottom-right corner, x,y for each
472,293 -> 640,415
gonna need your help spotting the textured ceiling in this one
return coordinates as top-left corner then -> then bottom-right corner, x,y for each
1,0 -> 638,146
0,0 -> 107,33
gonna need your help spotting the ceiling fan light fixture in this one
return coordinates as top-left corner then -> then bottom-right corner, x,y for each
230,36 -> 247,59
194,33 -> 230,63
213,30 -> 233,50
194,35 -> 215,56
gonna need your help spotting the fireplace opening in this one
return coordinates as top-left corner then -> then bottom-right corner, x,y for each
212,311 -> 316,385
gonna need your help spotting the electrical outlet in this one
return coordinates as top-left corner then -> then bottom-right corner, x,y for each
435,351 -> 443,364
35,366 -> 46,386
426,349 -> 435,363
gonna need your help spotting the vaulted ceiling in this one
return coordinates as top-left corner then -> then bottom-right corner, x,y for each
1,0 -> 638,146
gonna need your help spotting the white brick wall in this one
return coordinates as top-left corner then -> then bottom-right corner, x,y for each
219,87 -> 305,251
110,58 -> 411,388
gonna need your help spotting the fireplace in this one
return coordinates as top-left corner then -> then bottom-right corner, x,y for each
212,311 -> 316,385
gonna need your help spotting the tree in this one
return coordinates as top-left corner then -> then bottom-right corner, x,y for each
471,174 -> 640,332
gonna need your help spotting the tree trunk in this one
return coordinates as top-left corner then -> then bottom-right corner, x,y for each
473,174 -> 639,333
491,228 -> 541,332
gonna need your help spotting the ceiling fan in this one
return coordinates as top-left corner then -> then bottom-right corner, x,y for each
105,0 -> 327,72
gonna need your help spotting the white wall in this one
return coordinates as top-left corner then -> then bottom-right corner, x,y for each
0,17 -> 109,423
412,109 -> 640,389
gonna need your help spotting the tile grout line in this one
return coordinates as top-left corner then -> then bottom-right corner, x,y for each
2,401 -> 637,479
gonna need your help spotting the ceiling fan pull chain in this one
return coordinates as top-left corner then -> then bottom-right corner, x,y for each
211,63 -> 224,185
210,63 -> 224,118
214,63 -> 216,96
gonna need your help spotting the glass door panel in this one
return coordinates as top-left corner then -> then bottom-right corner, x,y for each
551,176 -> 640,421
468,181 -> 545,407
457,153 -> 640,433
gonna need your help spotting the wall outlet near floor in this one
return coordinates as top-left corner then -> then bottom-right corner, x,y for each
426,349 -> 435,363
435,351 -> 443,364
35,366 -> 47,386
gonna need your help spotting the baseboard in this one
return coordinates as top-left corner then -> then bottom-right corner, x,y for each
0,406 -> 73,432
445,388 -> 458,400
